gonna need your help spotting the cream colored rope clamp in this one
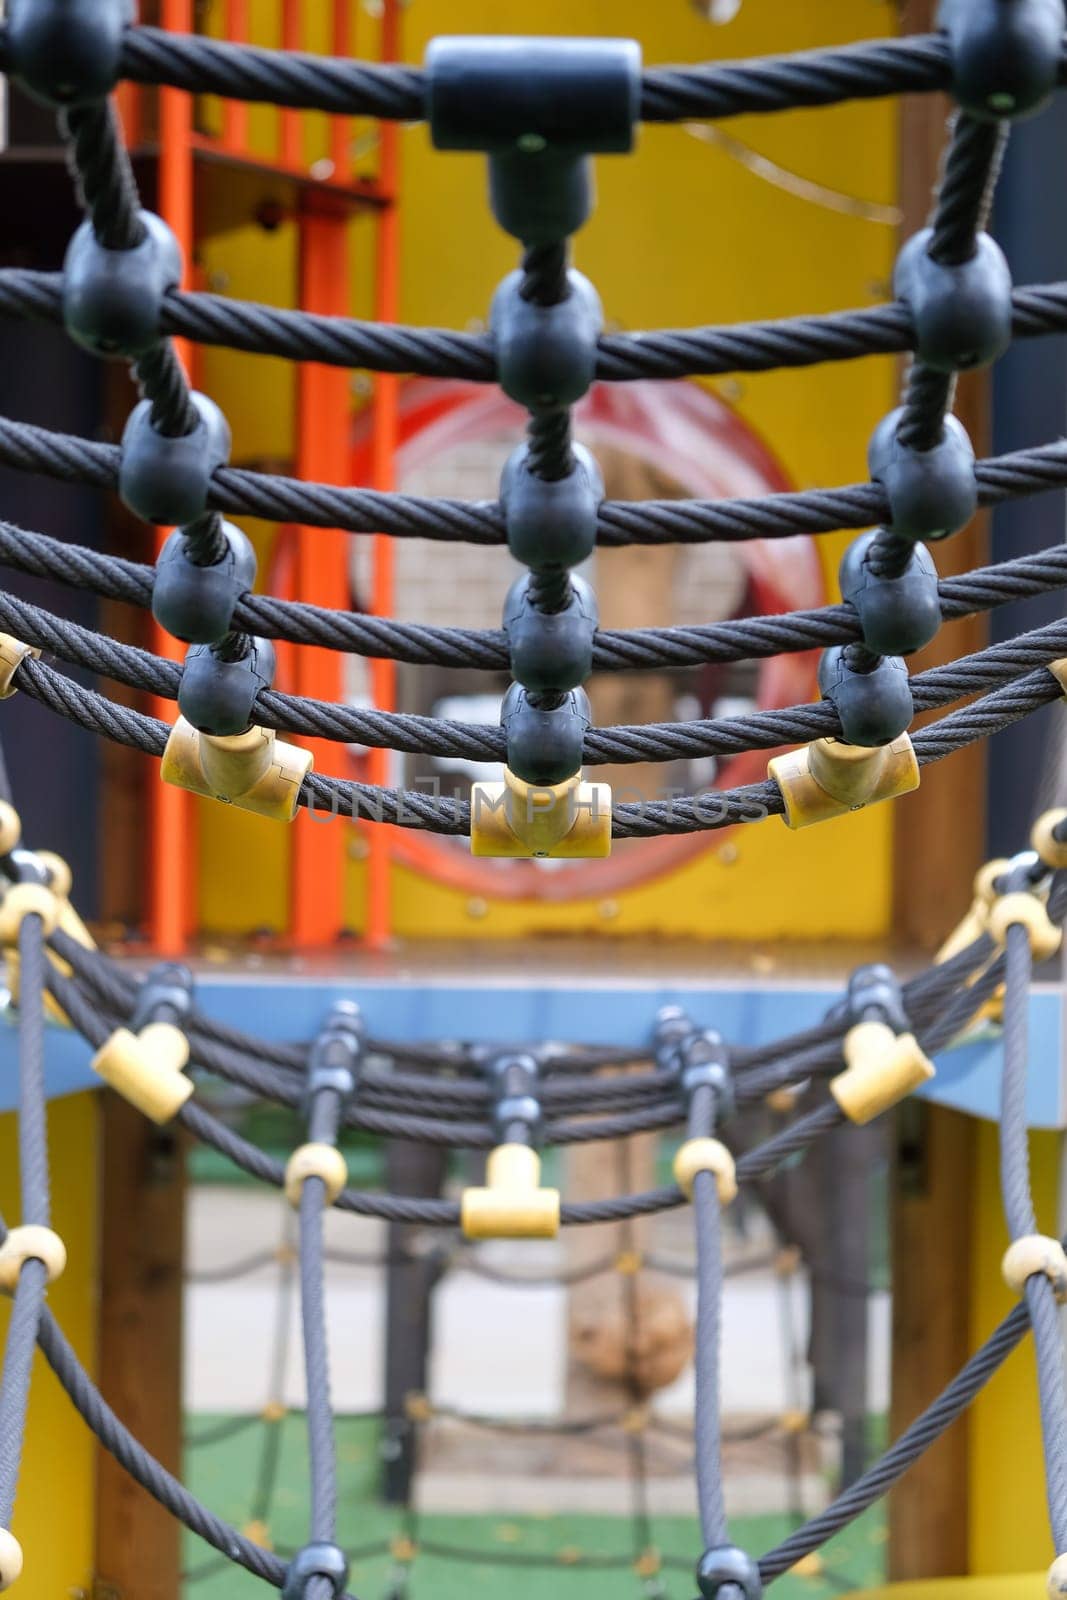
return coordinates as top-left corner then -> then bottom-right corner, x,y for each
461,1144 -> 560,1239
0,883 -> 59,947
768,733 -> 919,829
1033,810 -> 1067,871
1047,1552 -> 1067,1597
0,803 -> 20,859
91,1024 -> 193,1125
0,1225 -> 67,1293
0,1528 -> 23,1592
673,1137 -> 737,1204
0,634 -> 40,700
1002,1234 -> 1067,1301
284,1142 -> 348,1208
161,718 -> 313,822
831,1022 -> 935,1125
988,891 -> 1062,961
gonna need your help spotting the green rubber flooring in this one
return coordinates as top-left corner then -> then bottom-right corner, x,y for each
182,1414 -> 886,1598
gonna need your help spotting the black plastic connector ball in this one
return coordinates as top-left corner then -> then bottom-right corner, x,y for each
868,407 -> 977,542
492,271 -> 603,410
938,0 -> 1064,120
894,227 -> 1012,373
426,36 -> 641,155
177,636 -> 276,738
153,521 -> 257,645
503,681 -> 590,786
678,1030 -> 734,1119
847,962 -> 909,1034
306,1001 -> 365,1112
839,532 -> 941,657
696,1545 -> 763,1600
120,392 -> 231,529
818,645 -> 914,748
281,1542 -> 349,1600
501,442 -> 603,568
486,1051 -> 543,1144
653,1006 -> 693,1074
6,0 -> 133,107
504,572 -> 598,694
129,961 -> 194,1033
63,211 -> 182,359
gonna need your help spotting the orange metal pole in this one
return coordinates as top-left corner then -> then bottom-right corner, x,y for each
149,0 -> 196,955
290,209 -> 351,946
330,0 -> 351,176
222,0 -> 249,154
365,0 -> 401,951
280,3 -> 301,170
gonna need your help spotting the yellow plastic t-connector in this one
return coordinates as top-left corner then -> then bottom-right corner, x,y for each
0,634 -> 39,700
768,734 -> 919,829
1048,1552 -> 1067,1597
830,1021 -> 934,1124
91,1023 -> 193,1124
1033,809 -> 1067,872
461,1144 -> 560,1238
161,718 -> 313,821
0,1527 -> 22,1591
470,767 -> 611,858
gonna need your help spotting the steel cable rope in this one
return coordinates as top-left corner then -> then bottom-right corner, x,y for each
0,519 -> 1066,677
7,583 -> 1067,767
4,266 -> 1067,383
16,413 -> 1067,548
0,911 -> 50,1531
1000,916 -> 1067,1551
10,651 -> 1065,837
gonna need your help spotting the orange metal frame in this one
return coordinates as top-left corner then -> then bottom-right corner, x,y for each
131,0 -> 401,954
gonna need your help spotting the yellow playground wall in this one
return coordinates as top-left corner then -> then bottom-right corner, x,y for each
193,0 -> 902,941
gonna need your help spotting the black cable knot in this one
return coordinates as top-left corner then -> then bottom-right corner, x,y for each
63,209 -> 180,359
129,962 -> 194,1034
153,521 -> 258,645
696,1544 -> 763,1599
6,0 -> 132,107
178,635 -> 276,739
817,644 -> 913,748
895,226 -> 1012,373
304,1001 -> 364,1121
485,1050 -> 544,1147
939,0 -> 1065,120
838,962 -> 910,1036
281,1542 -> 349,1600
653,1009 -> 734,1124
120,391 -> 231,529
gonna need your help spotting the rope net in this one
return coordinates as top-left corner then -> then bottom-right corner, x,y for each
0,2 -> 1066,1597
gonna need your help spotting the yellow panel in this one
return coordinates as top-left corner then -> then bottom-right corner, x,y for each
193,1 -> 904,940
968,1120 -> 1059,1576
856,1578 -> 1047,1599
0,1091 -> 99,1597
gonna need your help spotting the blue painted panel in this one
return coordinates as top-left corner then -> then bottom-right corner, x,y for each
3,976 -> 1064,1129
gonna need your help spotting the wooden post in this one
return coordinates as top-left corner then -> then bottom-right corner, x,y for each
94,1094 -> 185,1600
888,1102 -> 976,1580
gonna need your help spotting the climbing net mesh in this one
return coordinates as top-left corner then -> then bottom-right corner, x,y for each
3,4 -> 1067,1598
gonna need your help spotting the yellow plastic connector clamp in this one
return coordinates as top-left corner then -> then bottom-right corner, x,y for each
161,717 -> 313,821
1002,1234 -> 1067,1301
830,1021 -> 935,1125
673,1137 -> 738,1204
988,891 -> 1062,960
470,767 -> 611,858
1033,810 -> 1067,871
634,1549 -> 661,1579
0,1528 -> 22,1591
284,1143 -> 348,1208
4,853 -> 96,1026
0,634 -> 40,700
768,734 -> 919,829
1048,658 -> 1067,697
0,803 -> 20,857
1048,1553 -> 1067,1596
391,1536 -> 418,1564
461,1144 -> 561,1238
0,1225 -> 66,1292
935,856 -> 1010,965
91,1023 -> 193,1124
0,883 -> 58,947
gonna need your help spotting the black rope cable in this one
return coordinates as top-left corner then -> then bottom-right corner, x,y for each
4,521 -> 1067,680
15,412 -> 1067,549
688,1082 -> 730,1558
110,27 -> 964,123
1000,918 -> 1067,1552
0,911 -> 51,1529
9,582 -> 1067,767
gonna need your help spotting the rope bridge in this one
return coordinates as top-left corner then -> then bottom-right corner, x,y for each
0,0 -> 1065,1595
